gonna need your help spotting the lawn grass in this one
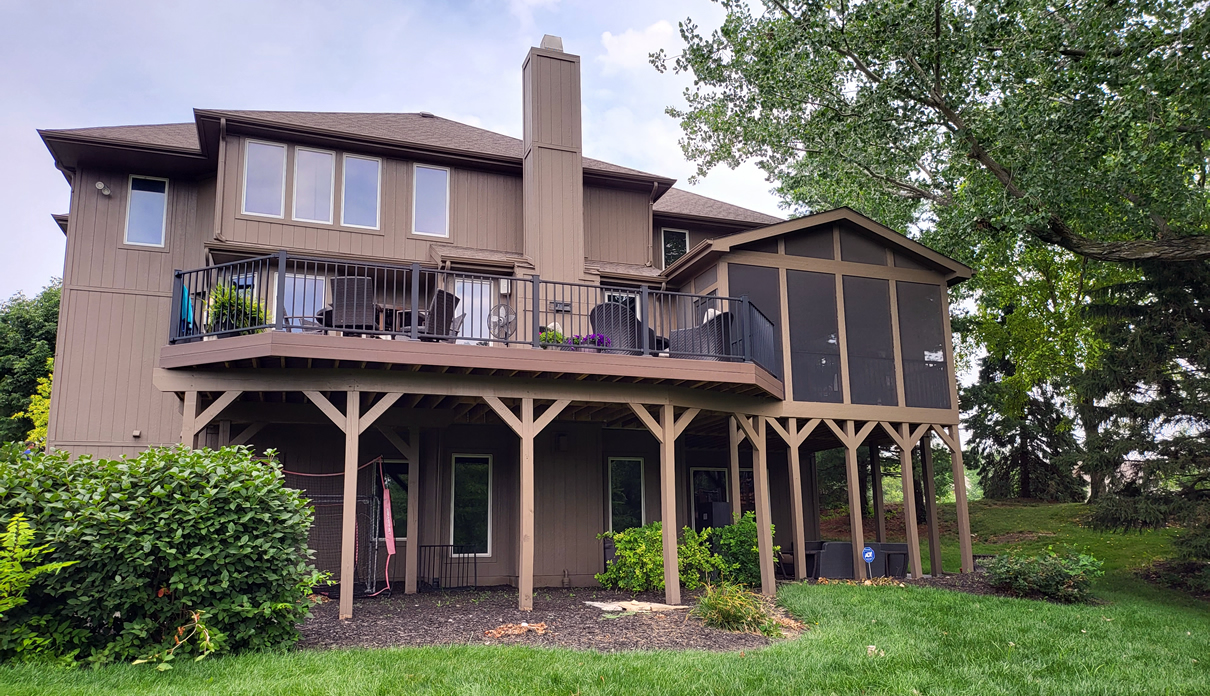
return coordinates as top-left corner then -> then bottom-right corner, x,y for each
2,500 -> 1207,695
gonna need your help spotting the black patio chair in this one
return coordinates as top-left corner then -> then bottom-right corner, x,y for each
667,310 -> 734,360
588,302 -> 664,355
419,289 -> 460,341
331,276 -> 377,331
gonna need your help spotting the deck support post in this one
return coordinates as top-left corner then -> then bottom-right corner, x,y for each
659,405 -> 680,604
786,419 -> 807,580
938,425 -> 974,573
339,391 -> 361,620
870,444 -> 886,543
728,416 -> 743,519
180,390 -> 242,448
181,391 -> 198,447
898,429 -> 923,579
735,414 -> 775,597
921,433 -> 943,576
484,396 -> 570,610
805,451 -> 821,542
841,420 -> 867,580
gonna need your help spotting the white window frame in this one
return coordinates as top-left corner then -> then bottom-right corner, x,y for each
340,153 -> 382,230
608,457 -> 646,532
240,139 -> 288,219
291,146 -> 336,225
123,174 -> 169,247
605,289 -> 642,320
274,270 -> 327,329
450,453 -> 492,557
661,228 -> 690,269
378,458 -> 409,541
688,466 -> 730,529
411,163 -> 451,238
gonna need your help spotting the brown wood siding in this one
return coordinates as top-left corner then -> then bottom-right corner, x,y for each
221,136 -> 523,263
533,424 -> 606,584
49,168 -> 208,455
584,186 -> 650,266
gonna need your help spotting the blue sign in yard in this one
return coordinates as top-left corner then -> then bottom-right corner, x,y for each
862,546 -> 876,563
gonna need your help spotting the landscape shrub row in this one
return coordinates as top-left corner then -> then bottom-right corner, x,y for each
0,445 -> 324,664
595,512 -> 777,592
984,549 -> 1104,603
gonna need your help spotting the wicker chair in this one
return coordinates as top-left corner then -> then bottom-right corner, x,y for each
331,276 -> 377,331
420,289 -> 461,341
668,311 -> 733,360
588,302 -> 661,355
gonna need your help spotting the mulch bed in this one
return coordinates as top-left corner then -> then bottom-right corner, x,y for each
299,587 -> 775,652
900,571 -> 1014,598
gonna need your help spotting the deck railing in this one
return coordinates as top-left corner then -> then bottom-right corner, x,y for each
170,251 -> 782,377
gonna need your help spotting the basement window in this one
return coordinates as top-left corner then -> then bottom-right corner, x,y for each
124,176 -> 168,247
412,164 -> 450,237
242,140 -> 287,218
662,228 -> 688,268
609,458 -> 645,532
451,454 -> 491,556
341,154 -> 381,229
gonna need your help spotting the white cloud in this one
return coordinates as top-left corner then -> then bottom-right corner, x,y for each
598,20 -> 677,75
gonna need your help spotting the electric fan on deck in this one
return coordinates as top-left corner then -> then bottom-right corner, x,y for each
489,303 -> 518,340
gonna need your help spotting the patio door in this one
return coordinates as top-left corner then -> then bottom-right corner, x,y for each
453,278 -> 493,345
690,468 -> 730,532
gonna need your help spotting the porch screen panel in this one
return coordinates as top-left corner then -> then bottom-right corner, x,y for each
609,458 -> 644,532
896,281 -> 951,408
786,270 -> 842,402
839,226 -> 888,265
842,276 -> 898,405
451,455 -> 491,555
784,226 -> 834,259
727,263 -> 783,372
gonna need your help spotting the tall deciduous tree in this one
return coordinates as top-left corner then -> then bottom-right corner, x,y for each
654,0 -> 1210,263
0,282 -> 60,443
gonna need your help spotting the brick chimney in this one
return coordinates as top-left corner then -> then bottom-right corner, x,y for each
522,35 -> 586,283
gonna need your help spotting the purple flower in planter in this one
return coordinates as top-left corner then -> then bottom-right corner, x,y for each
582,333 -> 611,347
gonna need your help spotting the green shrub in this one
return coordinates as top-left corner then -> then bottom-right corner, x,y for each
984,550 -> 1104,603
0,445 -> 325,663
596,522 -> 729,592
714,511 -> 779,587
1088,492 -> 1183,532
691,582 -> 780,637
205,284 -> 267,335
0,514 -> 74,618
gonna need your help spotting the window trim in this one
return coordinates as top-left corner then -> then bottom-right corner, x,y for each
275,270 -> 327,330
291,146 -> 336,225
377,458 -> 409,541
240,139 -> 288,219
341,153 -> 383,230
411,163 -> 451,238
607,457 -> 646,532
661,227 -> 690,269
123,174 -> 169,248
449,453 -> 492,558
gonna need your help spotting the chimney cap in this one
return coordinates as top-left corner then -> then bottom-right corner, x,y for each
539,34 -> 564,51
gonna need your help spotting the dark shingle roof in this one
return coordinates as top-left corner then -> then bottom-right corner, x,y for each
654,187 -> 782,226
44,112 -> 782,227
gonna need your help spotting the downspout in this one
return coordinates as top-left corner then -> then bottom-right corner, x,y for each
214,117 -> 227,242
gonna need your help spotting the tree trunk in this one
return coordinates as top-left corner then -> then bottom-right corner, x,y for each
1018,446 -> 1031,499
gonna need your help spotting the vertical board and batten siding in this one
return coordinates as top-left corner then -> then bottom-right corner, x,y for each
533,424 -> 606,584
584,186 -> 650,266
49,168 -> 209,454
220,136 -> 524,263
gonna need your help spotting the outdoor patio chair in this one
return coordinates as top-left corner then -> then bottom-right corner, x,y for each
818,541 -> 855,579
419,289 -> 460,341
440,314 -> 467,344
331,276 -> 377,331
802,541 -> 825,578
588,302 -> 664,355
881,542 -> 909,578
667,310 -> 733,360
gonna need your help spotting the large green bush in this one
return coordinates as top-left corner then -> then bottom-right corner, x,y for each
205,284 -> 267,335
714,511 -> 779,587
984,550 -> 1104,603
596,522 -> 728,592
0,445 -> 324,663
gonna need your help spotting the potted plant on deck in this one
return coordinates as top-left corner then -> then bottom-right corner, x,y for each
538,328 -> 565,348
564,333 -> 611,353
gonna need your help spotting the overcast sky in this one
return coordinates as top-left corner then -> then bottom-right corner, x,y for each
0,0 -> 782,299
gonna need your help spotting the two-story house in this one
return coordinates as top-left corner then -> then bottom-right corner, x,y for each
40,36 -> 973,619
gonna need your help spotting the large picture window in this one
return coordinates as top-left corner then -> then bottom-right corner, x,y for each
124,176 -> 168,247
609,458 -> 645,532
896,281 -> 951,409
341,155 -> 381,229
843,275 -> 898,406
412,164 -> 450,237
450,454 -> 491,556
242,140 -> 287,218
292,147 -> 335,224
